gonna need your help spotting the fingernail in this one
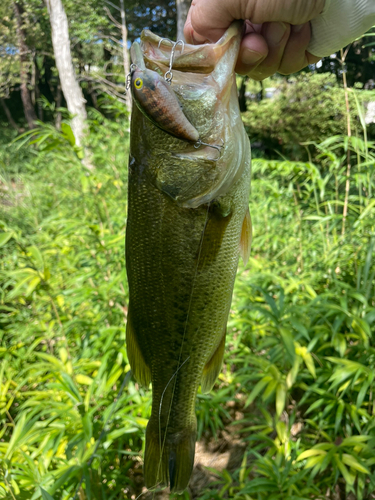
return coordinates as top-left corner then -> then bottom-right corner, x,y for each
241,49 -> 263,66
267,22 -> 287,45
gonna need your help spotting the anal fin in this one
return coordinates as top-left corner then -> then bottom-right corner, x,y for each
201,331 -> 226,394
126,308 -> 151,387
240,207 -> 252,265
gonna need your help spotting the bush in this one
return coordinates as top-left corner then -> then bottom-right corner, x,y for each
242,73 -> 375,160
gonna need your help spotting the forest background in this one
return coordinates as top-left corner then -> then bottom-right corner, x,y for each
1,1 -> 375,499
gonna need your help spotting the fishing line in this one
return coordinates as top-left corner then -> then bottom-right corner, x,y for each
157,356 -> 190,468
158,355 -> 191,454
153,203 -> 211,497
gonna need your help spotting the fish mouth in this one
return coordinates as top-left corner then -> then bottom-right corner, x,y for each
131,21 -> 244,88
130,22 -> 250,209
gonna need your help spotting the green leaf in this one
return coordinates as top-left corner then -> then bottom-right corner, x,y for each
6,274 -> 37,300
61,122 -> 76,146
245,377 -> 269,408
342,454 -> 370,474
276,420 -> 287,442
43,267 -> 51,281
352,317 -> 371,342
25,276 -> 41,296
40,487 -> 55,500
356,381 -> 370,408
82,413 -> 93,442
305,454 -> 326,469
5,413 -> 27,459
76,374 -> 93,386
302,352 -> 316,378
81,174 -> 89,193
305,398 -> 325,415
276,383 -> 286,417
263,292 -> 279,319
350,405 -> 362,433
340,436 -> 370,447
334,455 -> 355,485
335,400 -> 345,434
243,478 -> 279,493
0,232 -> 13,246
27,245 -> 44,270
297,449 -> 327,461
279,327 -> 296,363
262,378 -> 278,401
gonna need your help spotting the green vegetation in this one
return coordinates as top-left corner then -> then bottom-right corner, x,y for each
1,0 -> 375,497
242,73 -> 375,159
1,81 -> 375,499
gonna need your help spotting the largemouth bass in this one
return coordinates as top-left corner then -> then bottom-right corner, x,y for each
126,22 -> 251,493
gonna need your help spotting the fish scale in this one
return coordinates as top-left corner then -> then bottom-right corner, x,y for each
126,21 -> 251,493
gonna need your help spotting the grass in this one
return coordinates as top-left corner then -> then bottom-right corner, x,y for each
0,90 -> 375,499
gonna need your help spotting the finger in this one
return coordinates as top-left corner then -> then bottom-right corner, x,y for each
184,0 -> 326,43
187,0 -> 238,43
241,0 -> 326,25
235,32 -> 268,75
248,22 -> 291,81
278,23 -> 319,74
184,7 -> 210,44
306,52 -> 321,65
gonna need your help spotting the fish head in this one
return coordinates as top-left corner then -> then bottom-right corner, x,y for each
129,22 -> 251,208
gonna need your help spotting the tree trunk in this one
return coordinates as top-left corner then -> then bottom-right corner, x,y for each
46,0 -> 87,147
176,0 -> 190,41
0,98 -> 18,131
119,0 -> 131,112
238,76 -> 248,112
13,1 -> 37,129
87,81 -> 98,109
34,56 -> 44,121
258,80 -> 264,101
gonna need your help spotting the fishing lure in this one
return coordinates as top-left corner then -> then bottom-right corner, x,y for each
128,41 -> 224,160
131,67 -> 200,143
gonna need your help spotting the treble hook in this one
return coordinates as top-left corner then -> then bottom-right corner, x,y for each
194,138 -> 225,162
158,37 -> 174,49
157,39 -> 184,84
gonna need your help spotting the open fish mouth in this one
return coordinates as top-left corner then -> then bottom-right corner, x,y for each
137,21 -> 244,76
129,22 -> 249,208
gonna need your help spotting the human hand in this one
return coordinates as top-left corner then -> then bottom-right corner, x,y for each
184,0 -> 325,80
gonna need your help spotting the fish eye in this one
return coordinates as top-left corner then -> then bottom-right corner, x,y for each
134,77 -> 143,90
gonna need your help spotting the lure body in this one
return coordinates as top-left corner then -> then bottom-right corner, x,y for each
131,69 -> 199,143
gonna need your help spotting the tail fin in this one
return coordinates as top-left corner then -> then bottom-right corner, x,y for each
144,421 -> 196,493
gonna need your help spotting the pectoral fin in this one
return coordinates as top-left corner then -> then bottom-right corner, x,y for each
126,309 -> 151,387
201,331 -> 226,393
240,207 -> 252,265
